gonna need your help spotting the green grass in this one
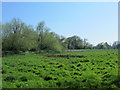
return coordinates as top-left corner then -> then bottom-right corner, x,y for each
2,49 -> 119,88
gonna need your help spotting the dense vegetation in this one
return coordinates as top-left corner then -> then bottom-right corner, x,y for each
2,50 -> 119,88
2,19 -> 63,53
2,18 -> 120,54
1,18 -> 119,88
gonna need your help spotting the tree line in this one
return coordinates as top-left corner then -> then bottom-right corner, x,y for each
1,18 -> 120,54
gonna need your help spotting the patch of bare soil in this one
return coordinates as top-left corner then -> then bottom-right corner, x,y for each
44,55 -> 86,58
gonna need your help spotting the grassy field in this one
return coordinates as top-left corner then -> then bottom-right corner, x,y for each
2,49 -> 119,88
